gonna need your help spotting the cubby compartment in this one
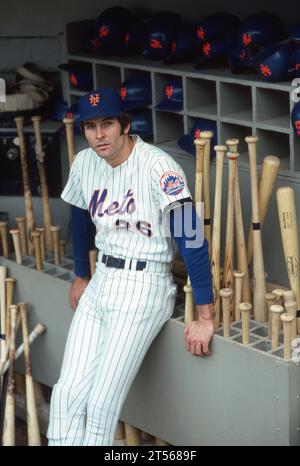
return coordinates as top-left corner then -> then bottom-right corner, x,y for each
250,326 -> 269,338
154,73 -> 183,114
232,334 -> 259,345
220,82 -> 252,124
186,77 -> 217,117
231,320 -> 259,331
256,129 -> 290,170
214,327 -> 241,338
251,340 -> 273,353
219,122 -> 252,165
154,111 -> 184,145
256,88 -> 290,132
292,135 -> 300,171
95,64 -> 121,89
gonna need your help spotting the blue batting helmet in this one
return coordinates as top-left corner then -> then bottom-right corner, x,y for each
155,78 -> 183,112
253,42 -> 297,82
143,11 -> 181,60
129,108 -> 153,139
177,119 -> 217,157
87,7 -> 135,56
229,12 -> 286,73
291,102 -> 300,137
164,22 -> 197,64
120,75 -> 152,111
59,63 -> 93,91
196,13 -> 240,44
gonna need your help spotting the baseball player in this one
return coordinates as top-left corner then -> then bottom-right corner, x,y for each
47,88 -> 214,446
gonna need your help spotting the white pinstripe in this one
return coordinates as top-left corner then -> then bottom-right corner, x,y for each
47,262 -> 176,445
47,135 -> 190,446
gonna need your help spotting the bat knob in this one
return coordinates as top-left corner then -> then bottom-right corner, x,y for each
245,136 -> 259,144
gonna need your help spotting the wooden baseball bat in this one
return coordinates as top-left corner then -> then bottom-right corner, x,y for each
194,139 -> 206,209
199,131 -> 213,256
35,227 -> 46,261
9,229 -> 22,264
124,423 -> 141,446
2,304 -> 18,446
271,304 -> 284,350
211,145 -> 227,329
265,292 -> 276,338
240,302 -> 252,345
155,437 -> 170,446
115,421 -> 125,441
276,186 -> 300,333
5,278 -> 16,340
14,117 -> 36,255
15,217 -> 28,255
220,288 -> 233,337
285,301 -> 297,346
51,225 -> 61,266
31,116 -> 53,253
0,314 -> 21,379
60,239 -> 66,258
1,323 -> 46,376
184,277 -> 194,324
283,290 -> 294,304
246,136 -> 267,322
281,312 -> 294,360
226,139 -> 251,304
0,266 -> 7,367
0,221 -> 9,258
223,152 -> 238,292
19,302 -> 41,446
234,270 -> 244,321
247,155 -> 280,265
63,118 -> 76,170
31,230 -> 43,271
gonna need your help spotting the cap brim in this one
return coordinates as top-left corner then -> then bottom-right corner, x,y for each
155,100 -> 183,111
76,108 -> 122,122
177,135 -> 195,155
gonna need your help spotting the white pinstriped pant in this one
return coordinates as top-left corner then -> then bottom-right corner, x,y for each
47,261 -> 176,446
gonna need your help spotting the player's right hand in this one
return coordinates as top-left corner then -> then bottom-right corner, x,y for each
69,277 -> 90,310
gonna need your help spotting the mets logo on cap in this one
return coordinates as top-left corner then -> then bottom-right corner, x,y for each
160,171 -> 185,196
89,93 -> 100,107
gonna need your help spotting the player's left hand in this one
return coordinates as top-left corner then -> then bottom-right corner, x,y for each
184,317 -> 214,357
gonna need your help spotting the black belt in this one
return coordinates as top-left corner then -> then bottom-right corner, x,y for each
102,254 -> 147,271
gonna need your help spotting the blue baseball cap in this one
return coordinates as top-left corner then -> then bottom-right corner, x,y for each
178,118 -> 217,157
76,88 -> 123,122
155,78 -> 183,111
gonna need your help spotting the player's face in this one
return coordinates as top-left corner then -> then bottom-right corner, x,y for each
83,117 -> 132,167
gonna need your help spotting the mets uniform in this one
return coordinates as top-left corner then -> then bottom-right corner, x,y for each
47,135 -> 193,446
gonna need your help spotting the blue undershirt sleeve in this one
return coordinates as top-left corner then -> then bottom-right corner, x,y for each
71,205 -> 96,278
167,202 -> 214,305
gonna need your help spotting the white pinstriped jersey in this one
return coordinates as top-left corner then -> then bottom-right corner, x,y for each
61,135 -> 192,264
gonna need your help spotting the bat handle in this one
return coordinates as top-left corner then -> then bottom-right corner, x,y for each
281,312 -> 294,360
240,302 -> 252,345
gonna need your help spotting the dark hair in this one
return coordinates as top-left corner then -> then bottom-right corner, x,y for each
80,112 -> 132,135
